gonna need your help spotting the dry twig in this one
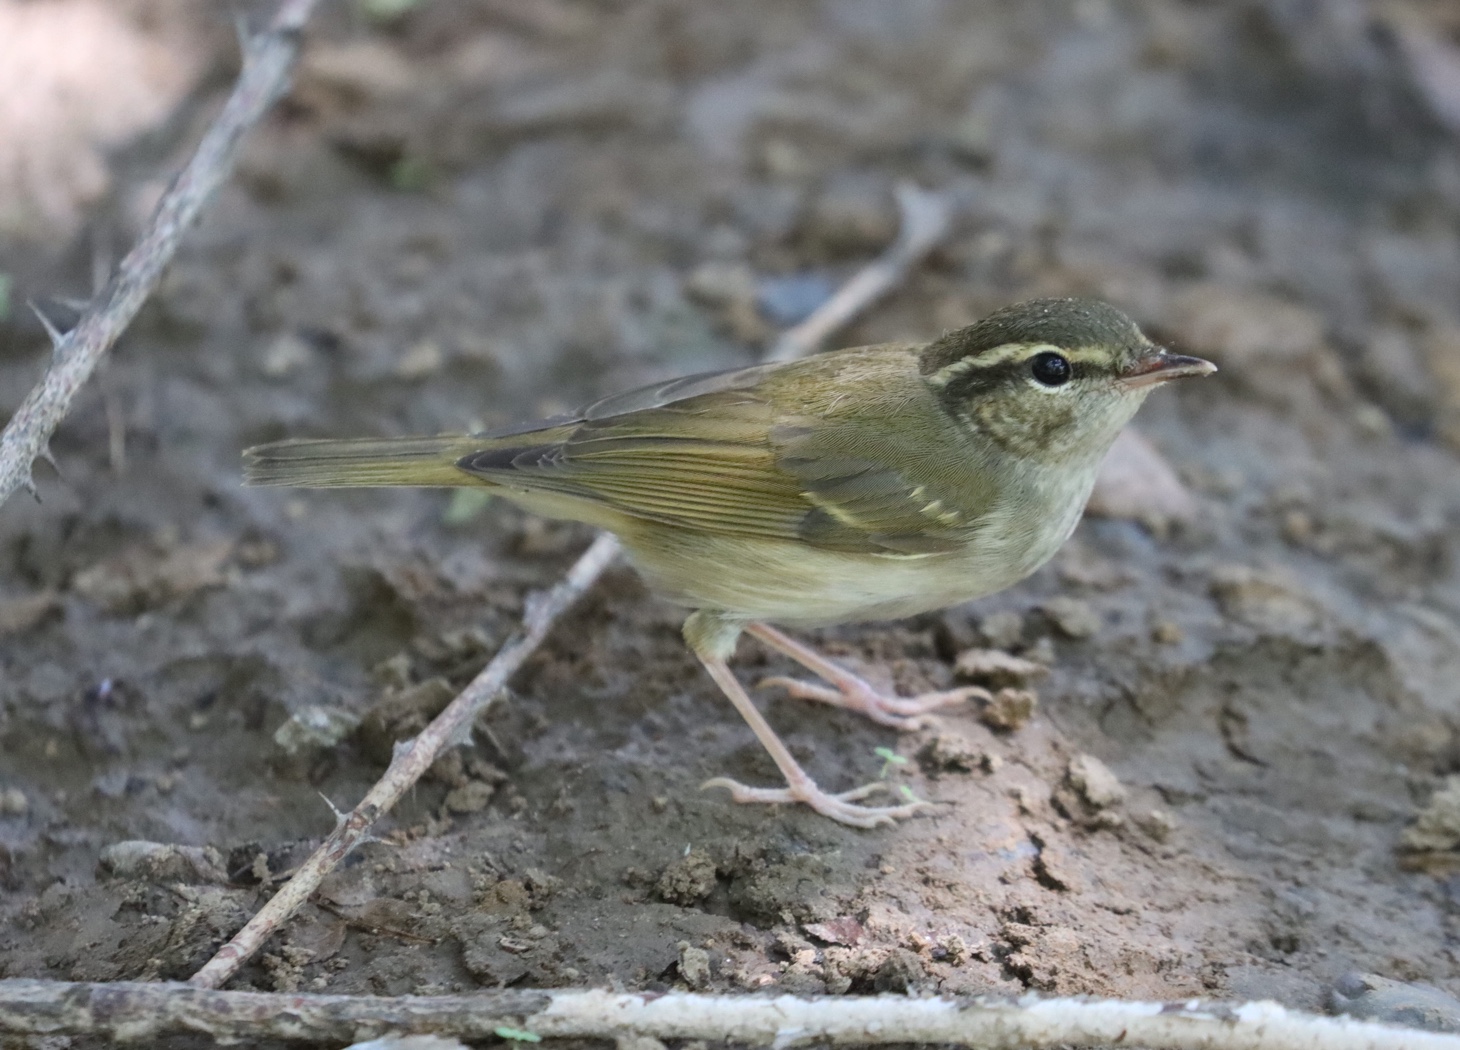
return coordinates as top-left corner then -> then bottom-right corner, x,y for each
1,980 -> 1452,1049
187,186 -> 959,989
0,0 -> 322,508
766,181 -> 955,362
189,532 -> 619,989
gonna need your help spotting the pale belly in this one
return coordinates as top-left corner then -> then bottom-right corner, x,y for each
621,500 -> 1082,628
513,461 -> 1097,629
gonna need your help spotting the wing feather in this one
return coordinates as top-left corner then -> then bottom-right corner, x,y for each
456,356 -> 992,555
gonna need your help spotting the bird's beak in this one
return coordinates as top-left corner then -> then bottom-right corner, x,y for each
1118,351 -> 1217,391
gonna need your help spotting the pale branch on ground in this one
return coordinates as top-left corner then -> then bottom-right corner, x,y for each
0,0 -> 322,509
1,980 -> 1453,1050
188,531 -> 620,990
766,181 -> 955,362
186,186 -> 959,990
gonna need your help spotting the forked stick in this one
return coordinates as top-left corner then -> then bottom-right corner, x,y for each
188,184 -> 959,989
0,0 -> 322,508
1,980 -> 1452,1050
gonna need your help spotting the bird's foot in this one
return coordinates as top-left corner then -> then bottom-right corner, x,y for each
701,775 -> 933,828
758,675 -> 988,729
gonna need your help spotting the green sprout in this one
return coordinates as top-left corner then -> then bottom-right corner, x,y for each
874,745 -> 907,779
494,1027 -> 542,1043
358,0 -> 425,23
443,487 -> 493,525
388,155 -> 433,192
899,784 -> 923,803
0,272 -> 11,323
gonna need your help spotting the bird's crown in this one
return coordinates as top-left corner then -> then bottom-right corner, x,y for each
919,297 -> 1150,382
916,297 -> 1211,462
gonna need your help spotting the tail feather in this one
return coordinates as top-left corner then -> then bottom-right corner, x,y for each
243,435 -> 489,488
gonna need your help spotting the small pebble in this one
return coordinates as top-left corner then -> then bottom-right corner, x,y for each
1025,637 -> 1056,664
1066,753 -> 1127,810
1151,619 -> 1184,645
918,732 -> 985,774
1209,564 -> 1322,635
98,840 -> 228,883
980,688 -> 1037,731
395,339 -> 444,380
802,176 -> 896,255
1135,807 -> 1177,842
1353,404 -> 1393,439
678,942 -> 712,989
656,849 -> 718,905
1401,775 -> 1460,856
953,648 -> 1048,687
1282,510 -> 1314,544
0,788 -> 28,815
260,331 -> 312,378
1043,596 -> 1100,639
684,261 -> 756,307
979,610 -> 1024,649
273,705 -> 360,756
444,780 -> 495,814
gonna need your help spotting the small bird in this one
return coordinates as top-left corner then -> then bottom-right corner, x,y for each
245,298 -> 1214,827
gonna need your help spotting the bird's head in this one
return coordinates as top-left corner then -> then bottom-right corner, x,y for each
919,297 -> 1214,465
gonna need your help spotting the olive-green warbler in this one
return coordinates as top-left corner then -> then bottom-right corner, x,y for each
246,297 -> 1214,827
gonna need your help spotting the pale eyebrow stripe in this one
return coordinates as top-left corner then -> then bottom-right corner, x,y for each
927,341 -> 1044,388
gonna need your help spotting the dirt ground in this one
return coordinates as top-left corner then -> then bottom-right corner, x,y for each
4,0 -> 1460,1046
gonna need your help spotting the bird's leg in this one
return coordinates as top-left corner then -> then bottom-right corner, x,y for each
685,611 -> 931,828
747,622 -> 989,729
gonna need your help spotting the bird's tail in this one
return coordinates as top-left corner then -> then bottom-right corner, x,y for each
242,435 -> 490,488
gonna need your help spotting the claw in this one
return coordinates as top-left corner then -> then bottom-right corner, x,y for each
701,775 -> 931,828
758,674 -> 985,730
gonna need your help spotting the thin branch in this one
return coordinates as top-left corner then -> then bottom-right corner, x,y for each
765,181 -> 956,363
2,980 -> 1454,1049
0,0 -> 322,508
189,532 -> 619,990
187,187 -> 958,990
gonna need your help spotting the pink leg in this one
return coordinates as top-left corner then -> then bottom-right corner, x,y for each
747,622 -> 989,730
693,651 -> 932,828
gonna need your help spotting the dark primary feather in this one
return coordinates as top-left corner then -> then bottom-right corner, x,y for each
244,434 -> 487,487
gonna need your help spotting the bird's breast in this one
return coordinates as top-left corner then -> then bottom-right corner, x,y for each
618,474 -> 1097,627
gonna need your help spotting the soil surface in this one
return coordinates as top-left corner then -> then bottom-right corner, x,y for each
4,1 -> 1460,1046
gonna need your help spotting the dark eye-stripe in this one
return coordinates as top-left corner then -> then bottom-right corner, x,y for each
1030,352 -> 1072,387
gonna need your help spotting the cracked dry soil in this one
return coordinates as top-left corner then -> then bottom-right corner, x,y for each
3,1 -> 1460,1046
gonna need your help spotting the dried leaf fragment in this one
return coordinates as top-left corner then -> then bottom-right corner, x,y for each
1042,596 -> 1101,639
980,688 -> 1037,731
803,916 -> 865,946
953,648 -> 1048,687
99,840 -> 229,884
1401,775 -> 1460,859
72,541 -> 232,614
0,589 -> 60,635
1209,564 -> 1324,636
1066,753 -> 1127,810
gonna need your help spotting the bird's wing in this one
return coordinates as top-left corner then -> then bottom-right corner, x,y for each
456,359 -> 985,555
768,420 -> 983,555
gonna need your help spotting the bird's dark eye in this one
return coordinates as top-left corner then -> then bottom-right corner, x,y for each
1030,352 -> 1072,387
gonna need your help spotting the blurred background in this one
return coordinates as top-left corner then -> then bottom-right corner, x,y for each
2,0 -> 1460,1020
